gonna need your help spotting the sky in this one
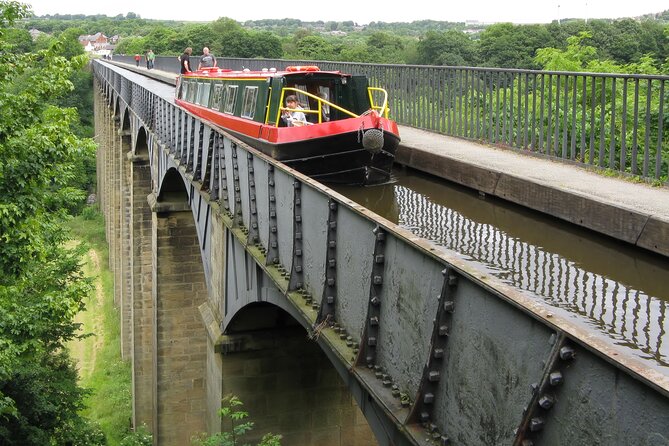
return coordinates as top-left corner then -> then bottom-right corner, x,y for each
23,0 -> 668,25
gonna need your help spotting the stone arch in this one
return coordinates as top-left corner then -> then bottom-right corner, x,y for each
121,106 -> 131,133
157,167 -> 188,203
135,126 -> 149,157
220,301 -> 377,445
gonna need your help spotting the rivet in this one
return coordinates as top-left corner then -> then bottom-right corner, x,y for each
270,211 -> 276,218
423,393 -> 435,404
538,394 -> 555,410
529,417 -> 545,432
329,259 -> 336,268
368,337 -> 377,346
549,371 -> 563,386
376,232 -> 385,241
295,265 -> 302,273
326,296 -> 335,304
370,316 -> 379,326
559,346 -> 575,360
373,275 -> 383,285
295,215 -> 302,222
420,412 -> 430,422
296,232 -> 302,240
371,296 -> 381,306
428,371 -> 440,382
271,241 -> 277,248
443,301 -> 455,312
329,202 -> 338,210
433,348 -> 444,359
549,333 -> 557,345
327,278 -> 335,286
328,240 -> 336,248
329,221 -> 337,229
439,325 -> 450,336
271,226 -> 277,233
295,249 -> 302,256
295,198 -> 301,205
375,254 -> 385,263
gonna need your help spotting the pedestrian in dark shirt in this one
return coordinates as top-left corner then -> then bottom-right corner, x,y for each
180,47 -> 192,74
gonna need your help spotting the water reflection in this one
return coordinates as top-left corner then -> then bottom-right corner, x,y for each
334,168 -> 669,368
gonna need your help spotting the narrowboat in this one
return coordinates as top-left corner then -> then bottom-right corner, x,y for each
174,65 -> 400,185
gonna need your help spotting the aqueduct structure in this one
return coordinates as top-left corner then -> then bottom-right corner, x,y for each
93,60 -> 669,445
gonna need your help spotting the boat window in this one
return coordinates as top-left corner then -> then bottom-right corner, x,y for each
292,84 -> 309,108
181,81 -> 189,100
187,81 -> 197,103
240,86 -> 258,119
223,85 -> 238,114
196,82 -> 211,106
211,84 -> 224,110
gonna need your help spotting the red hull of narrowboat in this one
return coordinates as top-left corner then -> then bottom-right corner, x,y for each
174,99 -> 400,185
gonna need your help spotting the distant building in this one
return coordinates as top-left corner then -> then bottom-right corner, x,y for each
79,32 -> 116,58
29,28 -> 45,41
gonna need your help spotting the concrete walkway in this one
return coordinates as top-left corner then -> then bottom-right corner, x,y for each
396,126 -> 669,258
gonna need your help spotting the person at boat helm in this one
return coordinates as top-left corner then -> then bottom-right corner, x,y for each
198,47 -> 217,70
282,95 -> 308,127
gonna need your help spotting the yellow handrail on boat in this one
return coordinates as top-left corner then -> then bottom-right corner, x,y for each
367,87 -> 390,118
273,87 -> 358,126
273,86 -> 391,126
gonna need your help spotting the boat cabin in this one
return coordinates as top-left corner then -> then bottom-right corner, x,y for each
175,66 -> 389,127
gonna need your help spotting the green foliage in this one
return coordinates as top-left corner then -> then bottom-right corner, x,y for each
119,425 -> 153,446
192,395 -> 281,446
416,30 -> 479,66
0,1 -> 101,443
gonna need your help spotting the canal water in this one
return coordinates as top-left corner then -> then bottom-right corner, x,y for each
332,166 -> 669,373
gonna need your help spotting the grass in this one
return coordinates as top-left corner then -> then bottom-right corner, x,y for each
66,208 -> 135,446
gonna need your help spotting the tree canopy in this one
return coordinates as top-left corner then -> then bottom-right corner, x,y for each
0,1 -> 101,443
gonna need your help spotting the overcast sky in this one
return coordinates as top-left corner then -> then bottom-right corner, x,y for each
24,0 -> 668,25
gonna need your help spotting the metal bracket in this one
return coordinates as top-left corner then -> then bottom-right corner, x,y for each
246,152 -> 259,246
357,225 -> 387,368
317,198 -> 338,324
266,165 -> 279,266
288,180 -> 303,291
513,332 -> 576,446
230,143 -> 243,227
408,267 -> 458,444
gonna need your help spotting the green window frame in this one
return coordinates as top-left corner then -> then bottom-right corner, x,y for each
241,86 -> 259,119
223,85 -> 238,114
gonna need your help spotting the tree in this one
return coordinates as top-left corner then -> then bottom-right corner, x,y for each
294,35 -> 335,60
478,23 -> 552,68
416,30 -> 478,66
0,1 -> 101,442
192,395 -> 281,446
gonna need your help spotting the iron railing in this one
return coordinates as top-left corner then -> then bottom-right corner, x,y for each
115,55 -> 669,184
